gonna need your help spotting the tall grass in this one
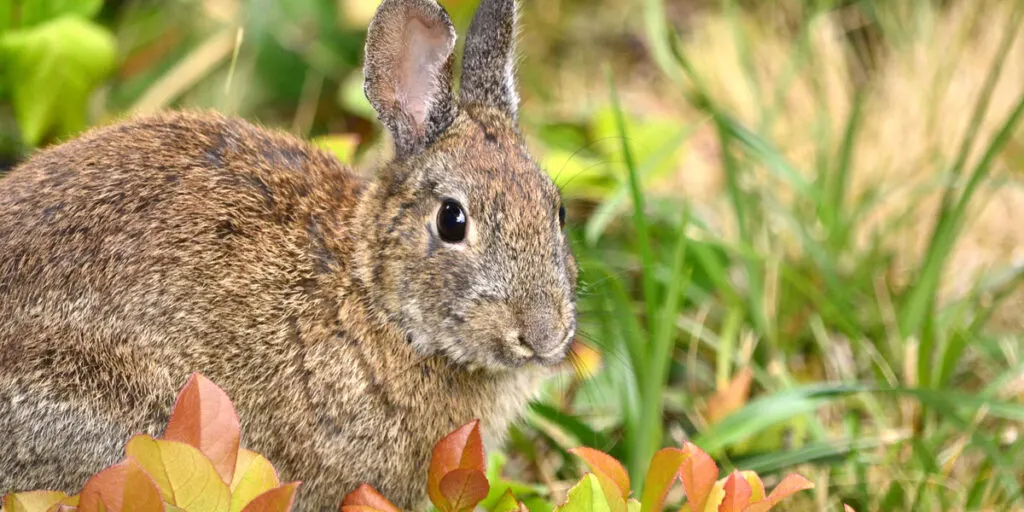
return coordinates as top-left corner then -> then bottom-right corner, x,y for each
532,1 -> 1024,510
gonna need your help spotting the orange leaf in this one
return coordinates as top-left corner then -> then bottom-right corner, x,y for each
78,459 -> 164,512
340,484 -> 400,512
706,368 -> 753,425
717,472 -> 751,512
125,435 -> 231,511
639,447 -> 689,512
3,491 -> 70,512
438,469 -> 490,512
743,474 -> 814,512
238,483 -> 300,512
679,444 -> 718,512
162,373 -> 242,486
427,420 -> 485,511
569,447 -> 630,499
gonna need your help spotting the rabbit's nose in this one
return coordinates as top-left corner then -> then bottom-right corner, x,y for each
515,308 -> 564,361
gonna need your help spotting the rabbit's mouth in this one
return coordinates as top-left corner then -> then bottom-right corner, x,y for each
493,321 -> 577,369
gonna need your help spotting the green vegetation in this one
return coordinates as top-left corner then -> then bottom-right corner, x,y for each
2,0 -> 1023,510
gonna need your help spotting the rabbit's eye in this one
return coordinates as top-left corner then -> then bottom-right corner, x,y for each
558,204 -> 566,229
437,199 -> 468,243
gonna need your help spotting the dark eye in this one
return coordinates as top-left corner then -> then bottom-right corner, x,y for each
437,199 -> 468,243
558,204 -> 566,228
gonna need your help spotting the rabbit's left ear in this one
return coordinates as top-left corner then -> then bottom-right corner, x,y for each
459,0 -> 519,120
364,0 -> 459,158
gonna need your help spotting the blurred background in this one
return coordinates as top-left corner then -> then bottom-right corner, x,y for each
2,0 -> 1023,510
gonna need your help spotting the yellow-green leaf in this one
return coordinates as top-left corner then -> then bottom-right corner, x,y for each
491,490 -> 527,512
312,135 -> 360,165
556,474 -> 612,512
126,435 -> 231,512
229,449 -> 280,512
3,491 -> 69,512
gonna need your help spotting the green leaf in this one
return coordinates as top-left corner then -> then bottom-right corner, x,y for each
312,134 -> 360,165
491,490 -> 526,512
0,15 -> 116,147
694,384 -> 868,456
19,0 -> 103,27
556,474 -> 612,512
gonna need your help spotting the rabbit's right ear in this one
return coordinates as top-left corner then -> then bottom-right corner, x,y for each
364,0 -> 458,158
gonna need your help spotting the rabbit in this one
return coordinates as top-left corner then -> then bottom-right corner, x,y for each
0,0 -> 578,509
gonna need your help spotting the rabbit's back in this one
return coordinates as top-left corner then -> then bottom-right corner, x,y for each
0,111 -> 361,493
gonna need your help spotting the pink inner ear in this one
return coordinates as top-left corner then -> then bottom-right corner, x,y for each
398,15 -> 453,134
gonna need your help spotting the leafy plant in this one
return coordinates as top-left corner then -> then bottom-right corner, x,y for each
0,0 -> 116,148
344,419 -> 814,512
1,374 -> 300,512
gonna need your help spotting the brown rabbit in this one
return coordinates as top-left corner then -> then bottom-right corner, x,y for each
0,0 -> 577,509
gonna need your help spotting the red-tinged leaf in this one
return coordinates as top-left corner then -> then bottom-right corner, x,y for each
438,469 -> 490,512
640,447 -> 689,512
843,505 -> 855,512
569,447 -> 630,499
706,368 -> 753,425
427,420 -> 485,511
717,472 -> 751,512
3,491 -> 70,512
340,484 -> 400,512
238,483 -> 300,512
679,444 -> 718,512
162,373 -> 241,485
743,474 -> 814,512
78,459 -> 164,512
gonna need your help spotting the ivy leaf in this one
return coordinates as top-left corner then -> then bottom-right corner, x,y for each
77,458 -> 165,512
163,373 -> 242,486
556,474 -> 612,512
427,420 -> 485,511
0,16 -> 115,147
19,0 -> 103,28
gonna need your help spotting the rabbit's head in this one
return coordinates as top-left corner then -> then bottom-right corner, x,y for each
354,0 -> 577,371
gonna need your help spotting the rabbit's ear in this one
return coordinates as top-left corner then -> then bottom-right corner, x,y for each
364,0 -> 458,158
460,0 -> 519,120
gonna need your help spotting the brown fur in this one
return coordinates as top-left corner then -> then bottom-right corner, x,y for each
0,1 -> 576,510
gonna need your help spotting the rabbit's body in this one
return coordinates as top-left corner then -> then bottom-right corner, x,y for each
0,0 -> 577,509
